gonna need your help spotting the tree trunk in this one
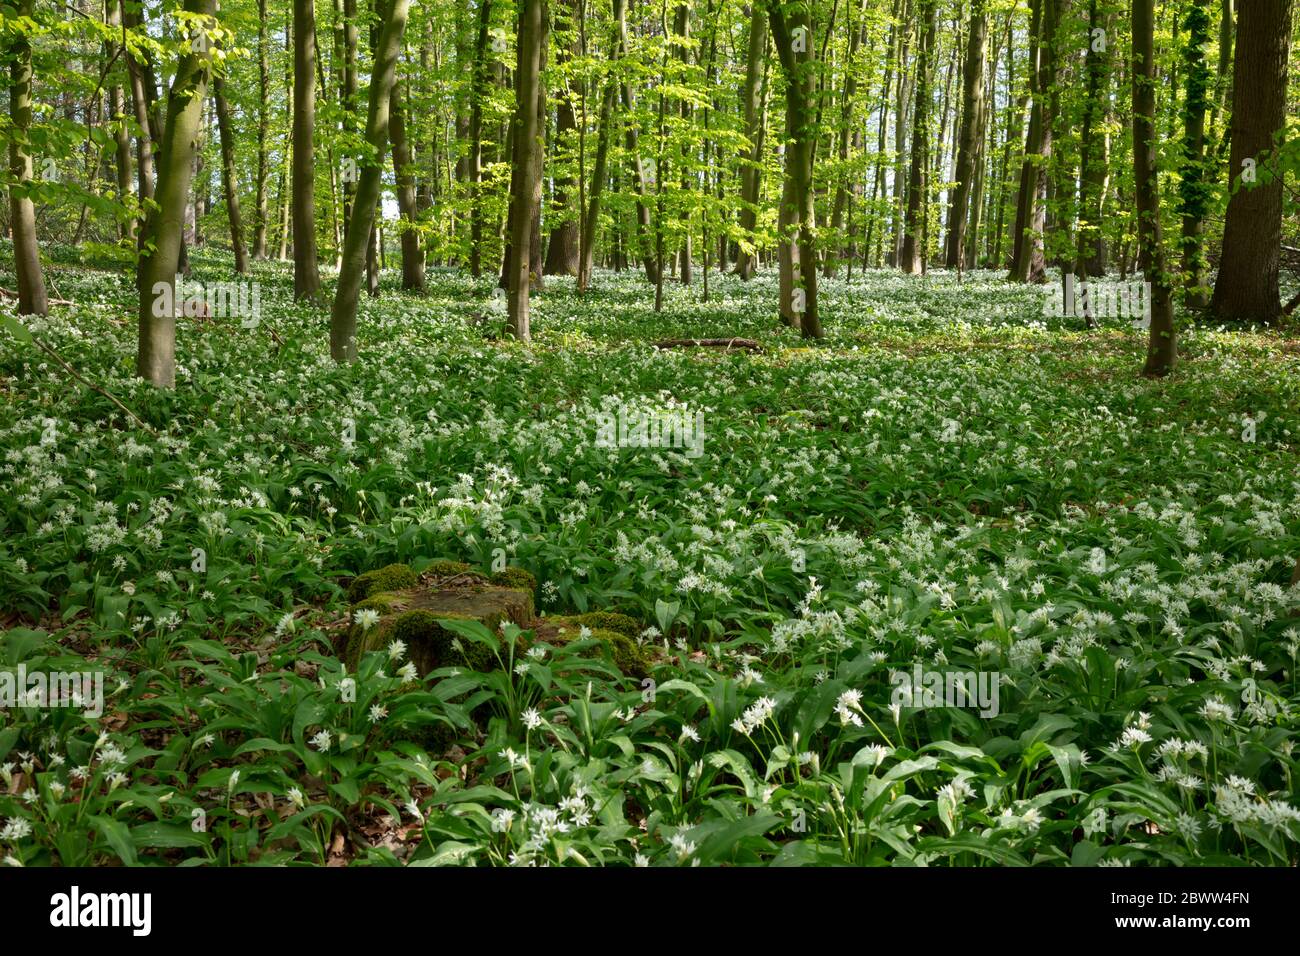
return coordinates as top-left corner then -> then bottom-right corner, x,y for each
1178,0 -> 1212,309
136,0 -> 215,387
252,0 -> 270,259
292,0 -> 322,301
769,0 -> 820,337
506,0 -> 544,340
733,3 -> 769,279
1132,0 -> 1176,377
579,79 -> 615,291
944,0 -> 985,270
212,76 -> 248,274
614,0 -> 659,284
824,0 -> 867,278
1208,0 -> 1292,323
8,0 -> 48,317
1009,0 -> 1059,284
544,0 -> 581,277
468,0 -> 492,277
900,0 -> 936,274
1075,0 -> 1110,281
390,74 -> 426,291
329,0 -> 410,361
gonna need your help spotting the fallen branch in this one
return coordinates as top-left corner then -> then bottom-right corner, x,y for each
654,337 -> 764,353
29,336 -> 158,437
0,287 -> 78,308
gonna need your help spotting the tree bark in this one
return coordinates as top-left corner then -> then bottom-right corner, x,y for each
292,0 -> 322,301
390,74 -> 426,291
329,0 -> 410,361
733,3 -> 769,279
136,0 -> 216,387
1208,0 -> 1292,323
252,0 -> 270,259
768,0 -> 820,337
944,0 -> 985,270
900,0 -> 936,274
506,0 -> 544,340
1132,0 -> 1176,377
7,0 -> 49,317
212,76 -> 248,273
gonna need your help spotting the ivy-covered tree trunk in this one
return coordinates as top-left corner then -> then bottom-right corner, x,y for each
7,0 -> 49,318
136,0 -> 216,387
1131,0 -> 1176,377
291,0 -> 322,301
1208,0 -> 1293,324
329,0 -> 410,361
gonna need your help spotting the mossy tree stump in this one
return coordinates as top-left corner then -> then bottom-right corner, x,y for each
344,560 -> 536,675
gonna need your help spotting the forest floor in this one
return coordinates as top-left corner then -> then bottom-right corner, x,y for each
1,246 -> 1298,865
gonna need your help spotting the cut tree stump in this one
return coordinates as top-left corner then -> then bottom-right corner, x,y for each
653,337 -> 764,353
343,561 -> 535,675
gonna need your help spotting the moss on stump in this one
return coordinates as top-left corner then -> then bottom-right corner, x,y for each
344,574 -> 534,676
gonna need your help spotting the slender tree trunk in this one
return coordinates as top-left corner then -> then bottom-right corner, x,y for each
944,0 -> 985,269
734,4 -> 769,279
769,0 -> 820,337
544,0 -> 582,276
8,0 -> 48,317
1075,0 -> 1110,283
824,0 -> 867,278
1009,0 -> 1059,283
330,0 -> 410,361
121,0 -> 156,234
580,80 -> 615,291
614,0 -> 659,283
252,0 -> 270,259
1132,0 -> 1176,376
212,76 -> 248,273
507,0 -> 544,340
136,0 -> 216,387
292,0 -> 322,301
390,74 -> 425,291
900,0 -> 936,274
1208,0 -> 1292,323
1178,0 -> 1212,308
468,0 -> 492,277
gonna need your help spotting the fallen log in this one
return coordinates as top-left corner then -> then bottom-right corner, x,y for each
654,337 -> 764,353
